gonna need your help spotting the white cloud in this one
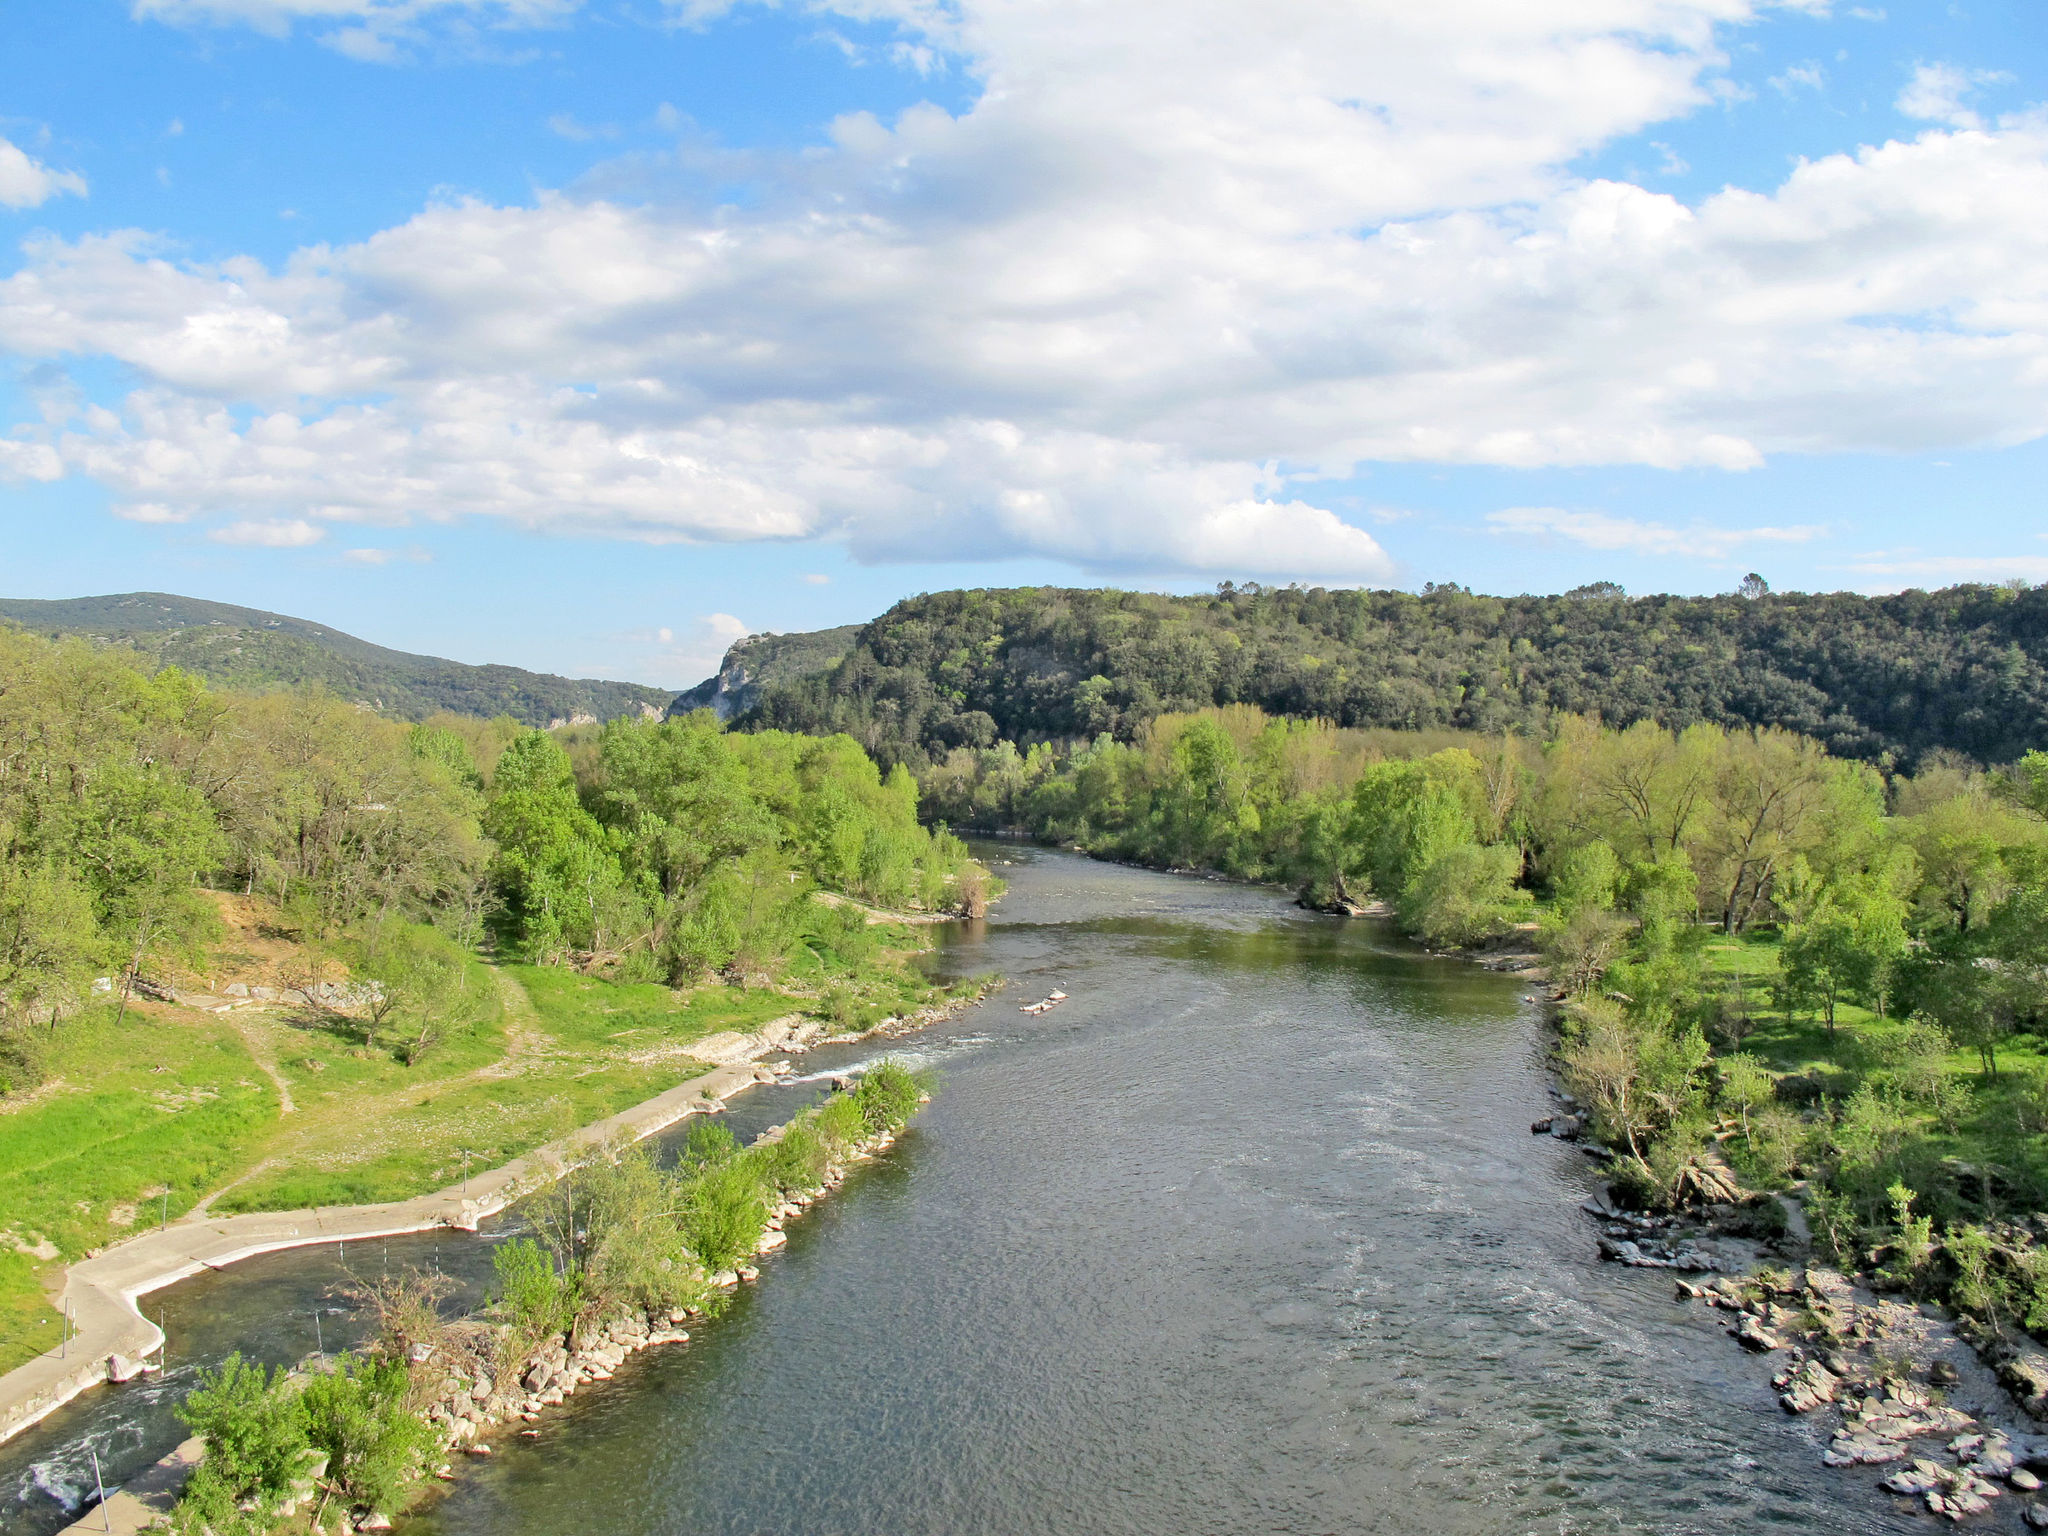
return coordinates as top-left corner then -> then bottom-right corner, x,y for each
1770,62 -> 1825,97
114,500 -> 187,522
343,546 -> 390,562
132,0 -> 583,59
1841,552 -> 2048,588
800,573 -> 831,585
5,1 -> 2045,580
1897,62 -> 2011,130
210,517 -> 326,547
1487,508 -> 1825,559
0,136 -> 87,210
546,113 -> 615,141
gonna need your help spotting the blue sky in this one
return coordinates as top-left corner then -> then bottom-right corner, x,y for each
0,0 -> 2044,686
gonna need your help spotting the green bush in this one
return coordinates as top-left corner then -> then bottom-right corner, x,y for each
755,1120 -> 827,1193
812,1092 -> 866,1153
852,1060 -> 925,1134
174,1353 -> 312,1515
676,1158 -> 771,1274
300,1354 -> 438,1518
490,1236 -> 578,1347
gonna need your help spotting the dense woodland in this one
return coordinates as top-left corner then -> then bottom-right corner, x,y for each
0,623 -> 982,1096
741,581 -> 2048,772
925,703 -> 2048,1322
0,593 -> 674,727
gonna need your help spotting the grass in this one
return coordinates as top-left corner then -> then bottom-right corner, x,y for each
1697,928 -> 2048,1219
0,1007 -> 277,1372
0,911 -> 955,1372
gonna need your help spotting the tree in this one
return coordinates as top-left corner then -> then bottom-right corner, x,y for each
1402,842 -> 1527,947
174,1353 -> 312,1518
351,924 -> 489,1065
0,861 -> 94,1032
71,762 -> 224,1022
1557,997 -> 1710,1162
483,730 -> 625,960
300,1354 -> 438,1520
1776,903 -> 1867,1039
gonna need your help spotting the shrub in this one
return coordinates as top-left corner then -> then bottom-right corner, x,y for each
490,1236 -> 578,1349
564,1145 -> 705,1324
174,1353 -> 312,1515
852,1060 -> 925,1134
812,1092 -> 866,1153
677,1119 -> 738,1173
676,1158 -> 771,1274
755,1120 -> 827,1193
300,1354 -> 437,1518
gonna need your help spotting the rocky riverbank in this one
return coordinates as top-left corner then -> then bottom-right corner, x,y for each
402,1114 -> 918,1527
1665,1261 -> 2048,1525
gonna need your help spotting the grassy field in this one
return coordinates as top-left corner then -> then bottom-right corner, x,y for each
0,910 -> 951,1375
1697,929 -> 2048,1213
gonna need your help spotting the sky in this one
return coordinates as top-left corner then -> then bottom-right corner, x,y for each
0,0 -> 2043,688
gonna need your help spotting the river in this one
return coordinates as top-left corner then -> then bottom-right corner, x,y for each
4,845 -> 1922,1535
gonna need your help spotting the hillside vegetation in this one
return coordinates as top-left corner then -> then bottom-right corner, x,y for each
668,624 -> 863,720
740,581 -> 2048,771
0,626 -> 990,1371
0,593 -> 672,727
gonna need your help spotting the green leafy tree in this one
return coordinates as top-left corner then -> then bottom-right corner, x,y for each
300,1354 -> 437,1519
174,1353 -> 313,1517
1776,902 -> 1868,1039
483,730 -> 626,961
1556,997 -> 1710,1163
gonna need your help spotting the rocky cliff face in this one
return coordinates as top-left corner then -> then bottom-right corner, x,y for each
667,624 -> 862,721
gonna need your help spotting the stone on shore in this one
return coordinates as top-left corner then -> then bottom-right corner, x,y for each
1774,1358 -> 1840,1413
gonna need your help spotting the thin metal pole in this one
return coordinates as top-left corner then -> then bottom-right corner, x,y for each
89,1447 -> 109,1531
311,1309 -> 323,1357
60,1299 -> 68,1359
160,1189 -> 168,1229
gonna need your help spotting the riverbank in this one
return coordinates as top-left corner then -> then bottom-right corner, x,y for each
0,980 -> 997,1453
98,1068 -> 935,1535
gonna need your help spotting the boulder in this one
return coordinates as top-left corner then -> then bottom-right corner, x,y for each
2005,1351 -> 2048,1414
1734,1314 -> 1783,1352
1775,1359 -> 1841,1414
1882,1459 -> 1950,1496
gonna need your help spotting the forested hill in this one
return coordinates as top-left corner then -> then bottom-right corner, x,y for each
738,583 -> 2048,769
0,592 -> 673,727
667,624 -> 863,720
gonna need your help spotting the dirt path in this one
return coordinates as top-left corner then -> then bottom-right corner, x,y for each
228,1017 -> 295,1115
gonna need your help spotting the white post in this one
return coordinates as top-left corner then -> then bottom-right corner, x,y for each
90,1447 -> 109,1531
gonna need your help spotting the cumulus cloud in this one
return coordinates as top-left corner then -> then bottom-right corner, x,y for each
5,0 -> 2047,578
1487,508 -> 1825,560
0,136 -> 87,210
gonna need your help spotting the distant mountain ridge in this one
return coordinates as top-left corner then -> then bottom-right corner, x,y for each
735,582 -> 2048,770
0,592 -> 672,728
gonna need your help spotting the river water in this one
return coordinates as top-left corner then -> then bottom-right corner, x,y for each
4,846 -> 1924,1535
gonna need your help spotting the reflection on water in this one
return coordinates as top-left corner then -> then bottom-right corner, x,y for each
7,847 -> 1921,1536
